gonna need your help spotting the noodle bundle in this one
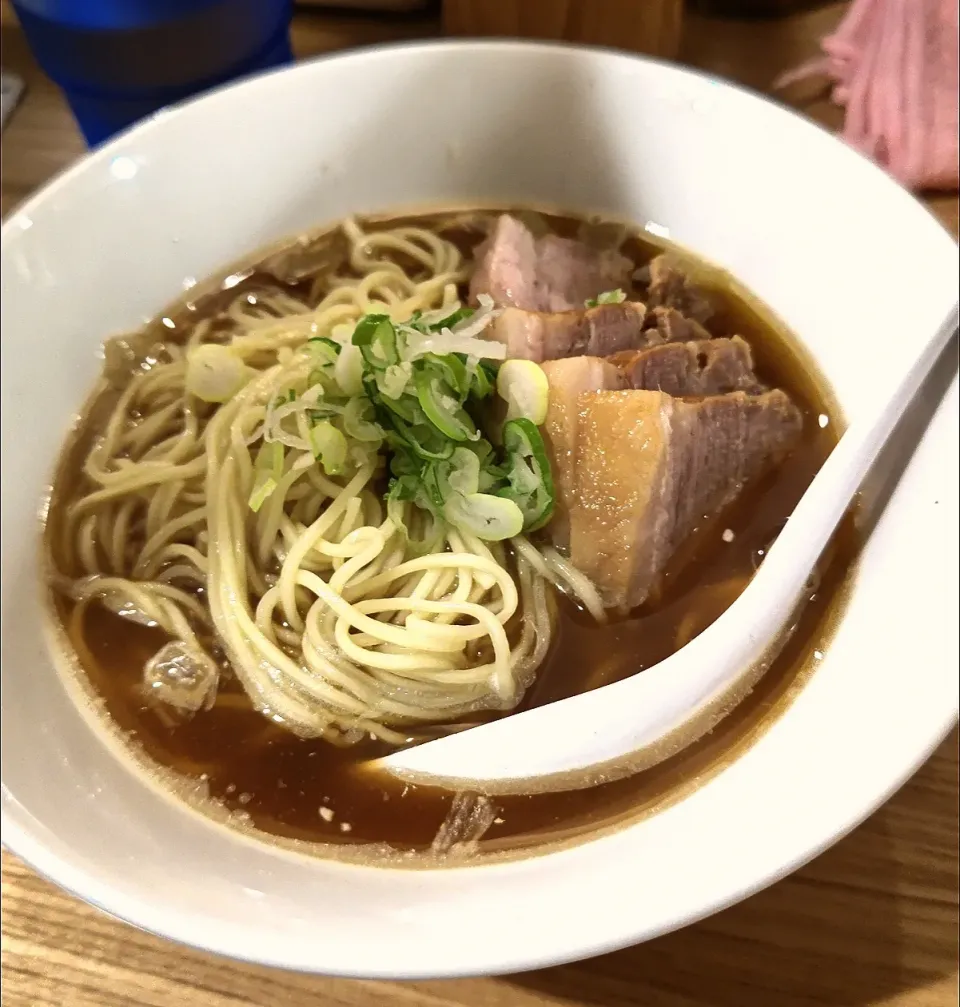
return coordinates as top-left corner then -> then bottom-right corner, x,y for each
55,219 -> 600,744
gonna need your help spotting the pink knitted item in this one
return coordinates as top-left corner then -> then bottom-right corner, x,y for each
776,0 -> 959,191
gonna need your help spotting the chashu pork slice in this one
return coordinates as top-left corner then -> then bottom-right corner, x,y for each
487,301 -> 649,362
540,357 -> 626,549
469,213 -> 633,312
609,336 -> 764,397
540,339 -> 762,547
639,254 -> 714,324
568,389 -> 804,610
644,304 -> 713,344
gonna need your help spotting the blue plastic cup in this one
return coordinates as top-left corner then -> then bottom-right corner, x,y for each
13,0 -> 293,147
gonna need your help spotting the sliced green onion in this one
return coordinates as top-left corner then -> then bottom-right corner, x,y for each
379,362 -> 413,400
376,388 -> 422,426
499,418 -> 555,531
185,344 -> 250,404
387,472 -> 419,502
444,492 -> 524,542
386,485 -> 445,555
421,353 -> 470,399
310,303 -> 559,536
334,342 -> 364,396
475,440 -> 506,491
390,416 -> 456,460
417,305 -> 475,331
496,359 -> 549,425
352,314 -> 398,371
466,358 -> 498,399
478,468 -> 504,492
248,441 -> 284,512
308,337 -> 341,367
584,288 -> 627,308
432,446 -> 481,501
386,492 -> 411,537
309,420 -> 347,475
448,448 -> 480,495
440,306 -> 475,329
388,445 -> 421,479
414,368 -> 476,441
421,463 -> 447,510
342,397 -> 384,443
307,400 -> 347,422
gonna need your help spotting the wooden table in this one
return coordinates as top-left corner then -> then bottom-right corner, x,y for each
2,4 -> 957,1005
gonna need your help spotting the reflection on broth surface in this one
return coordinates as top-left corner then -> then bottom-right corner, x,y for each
45,207 -> 858,862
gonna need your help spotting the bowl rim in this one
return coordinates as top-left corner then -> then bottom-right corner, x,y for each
2,38 -> 957,979
4,721 -> 956,980
2,38 -> 955,250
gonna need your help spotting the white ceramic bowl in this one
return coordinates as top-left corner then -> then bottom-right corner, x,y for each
2,42 -> 957,979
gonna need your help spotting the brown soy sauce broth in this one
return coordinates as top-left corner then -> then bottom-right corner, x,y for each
46,206 -> 858,859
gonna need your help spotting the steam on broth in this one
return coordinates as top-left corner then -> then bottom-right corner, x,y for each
45,207 -> 858,862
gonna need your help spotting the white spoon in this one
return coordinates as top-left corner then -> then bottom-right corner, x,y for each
375,304 -> 959,794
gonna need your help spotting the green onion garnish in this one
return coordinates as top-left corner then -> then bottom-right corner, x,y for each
250,304 -> 557,540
